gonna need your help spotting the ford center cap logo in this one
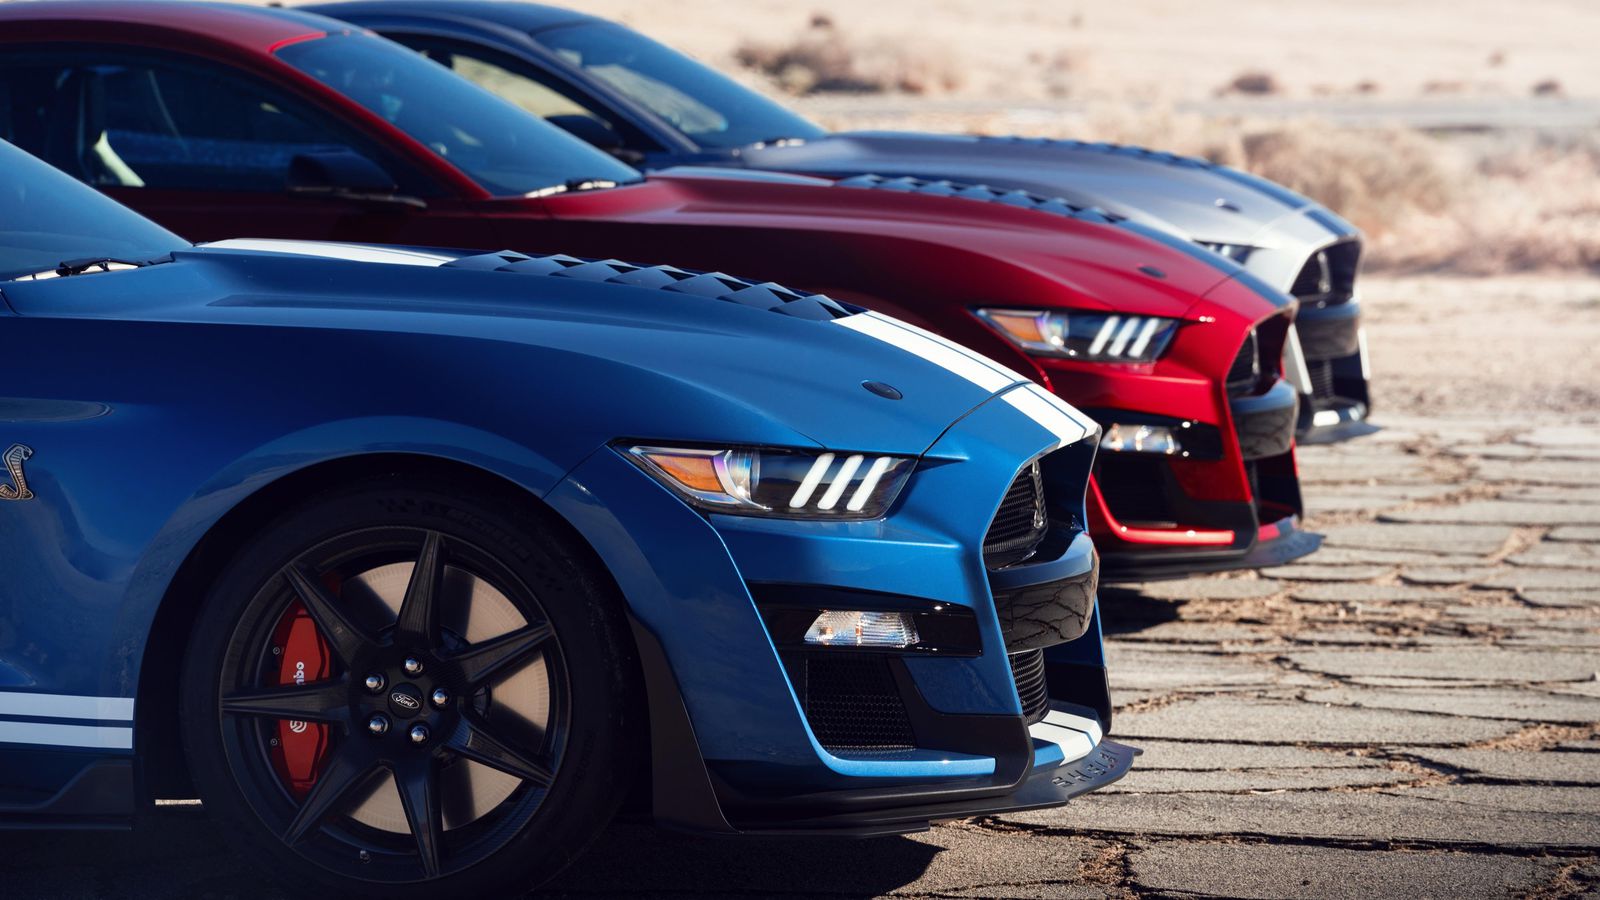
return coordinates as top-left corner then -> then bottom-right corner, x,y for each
389,686 -> 423,717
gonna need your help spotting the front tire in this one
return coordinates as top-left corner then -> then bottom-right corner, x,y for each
179,478 -> 637,897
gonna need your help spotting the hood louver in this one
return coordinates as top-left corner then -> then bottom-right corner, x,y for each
442,251 -> 853,321
835,174 -> 1122,226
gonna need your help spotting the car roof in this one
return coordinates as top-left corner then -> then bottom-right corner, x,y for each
0,1 -> 341,54
301,1 -> 603,34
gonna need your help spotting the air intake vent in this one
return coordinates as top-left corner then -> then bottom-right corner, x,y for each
791,654 -> 915,752
1226,329 -> 1261,397
1010,649 -> 1050,725
984,462 -> 1048,569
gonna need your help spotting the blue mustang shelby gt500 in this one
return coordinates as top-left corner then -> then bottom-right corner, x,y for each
0,140 -> 1132,895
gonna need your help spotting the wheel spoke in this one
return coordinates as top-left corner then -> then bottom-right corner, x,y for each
282,745 -> 377,846
443,622 -> 553,688
395,757 -> 445,879
283,564 -> 376,666
395,531 -> 445,645
446,713 -> 554,788
221,679 -> 348,723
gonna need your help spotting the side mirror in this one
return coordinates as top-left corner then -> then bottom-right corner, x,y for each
287,151 -> 426,209
547,114 -> 623,152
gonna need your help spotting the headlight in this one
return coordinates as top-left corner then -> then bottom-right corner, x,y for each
975,309 -> 1178,363
625,445 -> 915,519
1197,241 -> 1255,263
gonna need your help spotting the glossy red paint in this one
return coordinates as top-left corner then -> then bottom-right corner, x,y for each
0,2 -> 1316,578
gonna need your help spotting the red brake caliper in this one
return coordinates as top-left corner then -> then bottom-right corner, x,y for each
269,595 -> 334,798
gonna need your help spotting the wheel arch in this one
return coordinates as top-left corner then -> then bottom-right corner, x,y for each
135,451 -> 646,803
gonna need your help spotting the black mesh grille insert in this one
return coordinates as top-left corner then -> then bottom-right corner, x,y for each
792,654 -> 915,752
1308,358 -> 1338,402
1226,329 -> 1261,398
984,463 -> 1048,569
1010,649 -> 1050,725
1095,455 -> 1173,524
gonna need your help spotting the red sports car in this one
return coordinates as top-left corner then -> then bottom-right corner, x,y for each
0,1 -> 1319,579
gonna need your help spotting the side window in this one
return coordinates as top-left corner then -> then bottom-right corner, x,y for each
400,36 -> 662,154
0,51 -> 429,194
433,50 -> 590,120
96,63 -> 355,191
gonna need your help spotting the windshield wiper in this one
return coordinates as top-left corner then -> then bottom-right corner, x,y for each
524,178 -> 623,199
13,255 -> 173,282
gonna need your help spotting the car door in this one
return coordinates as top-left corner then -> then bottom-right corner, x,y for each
0,47 -> 497,248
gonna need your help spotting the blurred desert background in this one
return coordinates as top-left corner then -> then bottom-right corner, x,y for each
566,0 -> 1600,420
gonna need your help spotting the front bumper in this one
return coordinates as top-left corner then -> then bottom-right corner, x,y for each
546,391 -> 1128,834
1037,312 -> 1320,581
1280,237 -> 1378,444
1293,303 -> 1376,443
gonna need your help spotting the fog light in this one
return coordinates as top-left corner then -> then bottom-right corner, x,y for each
1100,423 -> 1183,455
804,611 -> 920,648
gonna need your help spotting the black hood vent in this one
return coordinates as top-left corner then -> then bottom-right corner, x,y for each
442,251 -> 853,321
836,174 -> 1123,225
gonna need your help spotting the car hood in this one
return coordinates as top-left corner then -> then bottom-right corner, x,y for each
533,170 -> 1283,323
734,132 -> 1359,285
3,240 -> 1090,457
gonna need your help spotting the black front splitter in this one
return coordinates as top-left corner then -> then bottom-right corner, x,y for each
727,740 -> 1140,838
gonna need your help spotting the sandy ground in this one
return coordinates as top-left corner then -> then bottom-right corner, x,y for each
1367,276 -> 1600,416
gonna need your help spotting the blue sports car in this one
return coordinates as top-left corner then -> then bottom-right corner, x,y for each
306,0 -> 1377,444
0,139 -> 1131,895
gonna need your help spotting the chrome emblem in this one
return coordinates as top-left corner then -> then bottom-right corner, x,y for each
390,691 -> 421,711
0,445 -> 33,501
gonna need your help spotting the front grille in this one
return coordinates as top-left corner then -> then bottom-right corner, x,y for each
1226,329 -> 1262,397
1010,649 -> 1050,725
983,462 -> 1048,569
791,654 -> 915,752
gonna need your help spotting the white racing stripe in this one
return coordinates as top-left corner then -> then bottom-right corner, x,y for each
202,238 -> 456,267
836,312 -> 1097,449
1001,384 -> 1097,447
858,312 -> 1033,385
837,314 -> 1015,393
0,692 -> 133,721
1028,708 -> 1102,765
0,692 -> 136,750
0,721 -> 133,750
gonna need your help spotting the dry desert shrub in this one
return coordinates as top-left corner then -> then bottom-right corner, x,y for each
735,17 -> 964,95
1219,70 -> 1281,96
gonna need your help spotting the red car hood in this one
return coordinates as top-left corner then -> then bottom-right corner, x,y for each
514,171 -> 1285,324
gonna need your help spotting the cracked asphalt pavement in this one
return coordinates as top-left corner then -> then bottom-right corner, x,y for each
6,297 -> 1599,898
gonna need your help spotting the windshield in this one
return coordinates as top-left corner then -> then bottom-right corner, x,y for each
0,140 -> 187,282
277,31 -> 642,196
536,22 -> 826,150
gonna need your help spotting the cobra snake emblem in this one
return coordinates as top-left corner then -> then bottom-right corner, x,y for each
1,444 -> 34,501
